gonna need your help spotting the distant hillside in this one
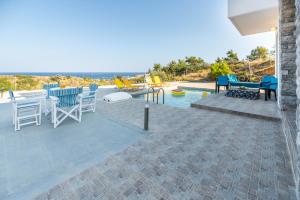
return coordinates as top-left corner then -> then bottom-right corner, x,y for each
230,59 -> 275,82
180,59 -> 275,82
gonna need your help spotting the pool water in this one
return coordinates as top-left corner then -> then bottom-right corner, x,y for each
134,89 -> 208,108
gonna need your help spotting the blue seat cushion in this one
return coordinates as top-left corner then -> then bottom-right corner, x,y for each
229,81 -> 260,88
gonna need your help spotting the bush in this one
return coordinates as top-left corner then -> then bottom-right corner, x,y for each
210,61 -> 232,80
16,75 -> 39,90
150,71 -> 173,81
0,77 -> 13,91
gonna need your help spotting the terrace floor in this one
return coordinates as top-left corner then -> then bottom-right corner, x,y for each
31,92 -> 296,200
0,101 -> 144,200
191,94 -> 280,121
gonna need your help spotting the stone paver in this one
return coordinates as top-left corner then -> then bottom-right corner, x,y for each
34,99 -> 296,200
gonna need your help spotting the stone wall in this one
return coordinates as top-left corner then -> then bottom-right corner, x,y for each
291,0 -> 300,197
296,0 -> 300,197
279,0 -> 297,109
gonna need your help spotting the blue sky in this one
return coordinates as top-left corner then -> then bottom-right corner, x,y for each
0,0 -> 275,72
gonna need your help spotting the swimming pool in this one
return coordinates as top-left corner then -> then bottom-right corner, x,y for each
133,89 -> 210,108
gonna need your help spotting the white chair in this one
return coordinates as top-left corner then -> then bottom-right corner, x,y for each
43,83 -> 60,116
9,90 -> 42,131
79,84 -> 98,113
49,87 -> 83,128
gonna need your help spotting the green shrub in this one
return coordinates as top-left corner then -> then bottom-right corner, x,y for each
16,75 -> 39,90
150,71 -> 172,81
0,77 -> 13,91
210,61 -> 232,80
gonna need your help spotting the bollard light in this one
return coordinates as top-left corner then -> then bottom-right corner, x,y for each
144,103 -> 149,130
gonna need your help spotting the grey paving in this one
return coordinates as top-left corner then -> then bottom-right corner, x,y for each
191,94 -> 281,121
0,102 -> 144,200
34,98 -> 296,200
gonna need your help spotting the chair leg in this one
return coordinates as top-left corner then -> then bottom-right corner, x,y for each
15,119 -> 18,131
35,115 -> 38,125
265,90 -> 268,101
16,118 -> 20,131
273,90 -> 277,101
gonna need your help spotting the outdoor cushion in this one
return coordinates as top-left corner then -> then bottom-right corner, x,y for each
227,74 -> 260,88
260,76 -> 278,90
229,81 -> 260,88
216,75 -> 229,86
227,74 -> 238,82
103,92 -> 132,103
49,87 -> 83,108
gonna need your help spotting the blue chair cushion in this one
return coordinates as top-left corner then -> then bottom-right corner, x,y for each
8,89 -> 15,100
260,76 -> 277,91
49,87 -> 83,108
44,83 -> 60,98
217,75 -> 229,86
227,74 -> 238,82
89,84 -> 98,96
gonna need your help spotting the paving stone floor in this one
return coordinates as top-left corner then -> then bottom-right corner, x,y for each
34,99 -> 296,200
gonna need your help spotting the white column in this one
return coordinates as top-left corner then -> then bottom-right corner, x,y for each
275,29 -> 279,78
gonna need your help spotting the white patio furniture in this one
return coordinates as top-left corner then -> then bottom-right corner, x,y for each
79,84 -> 98,113
43,83 -> 60,98
9,90 -> 43,131
49,87 -> 83,128
43,83 -> 60,116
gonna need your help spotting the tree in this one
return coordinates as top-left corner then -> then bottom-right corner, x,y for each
153,63 -> 162,71
210,60 -> 232,80
215,57 -> 223,63
164,60 -> 177,76
176,59 -> 187,76
247,46 -> 269,61
185,56 -> 205,72
224,50 -> 239,63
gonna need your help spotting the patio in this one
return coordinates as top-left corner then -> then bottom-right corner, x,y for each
0,101 -> 145,200
30,96 -> 295,200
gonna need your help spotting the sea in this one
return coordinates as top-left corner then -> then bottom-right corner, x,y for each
0,72 -> 145,80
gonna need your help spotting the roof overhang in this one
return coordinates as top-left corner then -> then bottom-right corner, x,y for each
228,0 -> 278,36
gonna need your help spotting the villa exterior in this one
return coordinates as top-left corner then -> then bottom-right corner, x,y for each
229,0 -> 300,197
